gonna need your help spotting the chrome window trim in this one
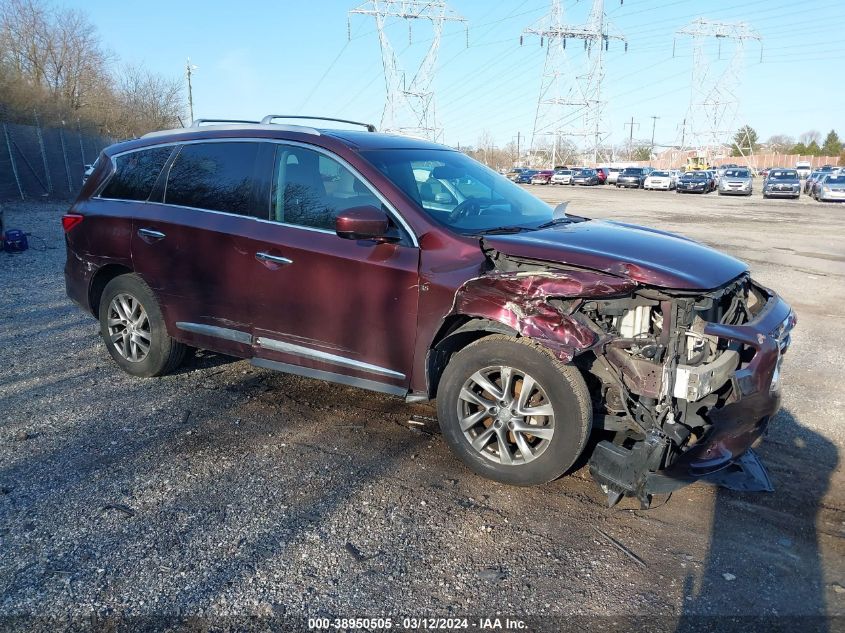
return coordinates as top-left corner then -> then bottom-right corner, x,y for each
133,200 -> 339,236
97,137 -> 419,247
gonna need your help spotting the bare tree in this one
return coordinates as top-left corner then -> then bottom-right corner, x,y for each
503,140 -> 518,167
0,0 -> 181,137
111,64 -> 182,137
766,134 -> 794,153
799,130 -> 821,146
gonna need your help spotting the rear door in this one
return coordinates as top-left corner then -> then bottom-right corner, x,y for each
130,140 -> 275,357
246,142 -> 421,394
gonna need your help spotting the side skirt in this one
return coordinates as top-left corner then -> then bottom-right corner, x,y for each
251,357 -> 407,397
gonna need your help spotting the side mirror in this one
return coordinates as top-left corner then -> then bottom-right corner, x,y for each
335,205 -> 393,242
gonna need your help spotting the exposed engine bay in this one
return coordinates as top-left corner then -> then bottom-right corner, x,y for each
457,241 -> 796,506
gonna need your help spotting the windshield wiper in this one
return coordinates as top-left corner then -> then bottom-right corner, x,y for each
535,217 -> 574,229
475,225 -> 536,235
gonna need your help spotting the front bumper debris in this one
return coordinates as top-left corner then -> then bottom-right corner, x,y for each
590,292 -> 795,506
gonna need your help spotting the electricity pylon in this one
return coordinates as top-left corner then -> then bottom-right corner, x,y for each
675,19 -> 762,161
349,1 -> 466,140
522,0 -> 625,166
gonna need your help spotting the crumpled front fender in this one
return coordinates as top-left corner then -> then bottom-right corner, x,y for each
450,270 -> 636,361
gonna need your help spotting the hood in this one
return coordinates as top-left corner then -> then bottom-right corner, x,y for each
483,220 -> 748,290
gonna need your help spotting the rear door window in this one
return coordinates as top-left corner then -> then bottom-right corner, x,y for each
165,142 -> 269,219
100,147 -> 173,201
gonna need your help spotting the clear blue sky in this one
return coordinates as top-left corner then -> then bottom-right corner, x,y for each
66,0 -> 844,148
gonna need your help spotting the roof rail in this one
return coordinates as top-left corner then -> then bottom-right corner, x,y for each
260,115 -> 377,132
191,118 -> 261,127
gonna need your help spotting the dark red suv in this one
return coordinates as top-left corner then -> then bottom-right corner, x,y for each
63,116 -> 795,506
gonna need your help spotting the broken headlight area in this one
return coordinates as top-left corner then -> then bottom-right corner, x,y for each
574,274 -> 795,507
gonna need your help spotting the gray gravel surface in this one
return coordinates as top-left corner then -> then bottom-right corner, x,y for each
0,195 -> 843,631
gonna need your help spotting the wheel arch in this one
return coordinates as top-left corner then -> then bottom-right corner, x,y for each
425,316 -> 517,399
88,264 -> 133,318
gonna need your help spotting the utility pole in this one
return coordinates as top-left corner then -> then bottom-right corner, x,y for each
349,1 -> 467,141
185,58 -> 198,123
649,115 -> 659,158
522,0 -> 626,166
624,116 -> 638,159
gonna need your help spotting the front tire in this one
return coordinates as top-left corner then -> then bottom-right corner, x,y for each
436,335 -> 592,486
99,274 -> 189,378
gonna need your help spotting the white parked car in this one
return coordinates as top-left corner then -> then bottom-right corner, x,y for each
668,169 -> 682,186
643,170 -> 674,190
550,168 -> 573,185
606,167 -> 622,184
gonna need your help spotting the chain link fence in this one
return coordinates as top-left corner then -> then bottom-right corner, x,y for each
0,116 -> 114,201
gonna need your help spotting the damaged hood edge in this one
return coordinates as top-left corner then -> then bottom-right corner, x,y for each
481,220 -> 749,291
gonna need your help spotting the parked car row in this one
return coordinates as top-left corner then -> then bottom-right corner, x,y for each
513,167 -> 607,186
510,163 -> 842,202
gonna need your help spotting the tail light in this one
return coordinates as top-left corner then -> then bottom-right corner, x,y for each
62,213 -> 84,232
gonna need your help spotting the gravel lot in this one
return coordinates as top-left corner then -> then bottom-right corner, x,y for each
1,188 -> 843,631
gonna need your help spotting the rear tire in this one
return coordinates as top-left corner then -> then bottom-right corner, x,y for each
436,335 -> 592,486
99,274 -> 188,378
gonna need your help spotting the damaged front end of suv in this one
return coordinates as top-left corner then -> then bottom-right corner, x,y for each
457,240 -> 796,507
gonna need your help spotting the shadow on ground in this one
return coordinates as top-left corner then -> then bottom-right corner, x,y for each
676,407 -> 839,632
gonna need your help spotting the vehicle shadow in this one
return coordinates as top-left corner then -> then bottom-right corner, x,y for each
174,348 -> 238,374
675,407 -> 838,632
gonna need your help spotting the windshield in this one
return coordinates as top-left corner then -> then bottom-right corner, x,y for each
650,171 -> 669,177
724,169 -> 750,177
770,170 -> 798,180
361,149 -> 556,233
684,172 -> 708,180
621,168 -> 643,175
826,176 -> 845,184
555,169 -> 572,175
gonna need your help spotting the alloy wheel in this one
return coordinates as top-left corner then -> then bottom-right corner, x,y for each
107,293 -> 151,362
457,366 -> 555,465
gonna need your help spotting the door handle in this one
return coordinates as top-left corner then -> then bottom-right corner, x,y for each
255,252 -> 293,266
138,228 -> 166,241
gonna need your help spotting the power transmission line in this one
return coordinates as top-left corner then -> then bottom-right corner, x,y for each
348,1 -> 467,140
522,0 -> 625,166
675,18 -> 762,162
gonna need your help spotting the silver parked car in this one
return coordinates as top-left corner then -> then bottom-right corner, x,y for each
804,170 -> 827,194
814,173 -> 845,202
763,169 -> 801,199
718,168 -> 753,196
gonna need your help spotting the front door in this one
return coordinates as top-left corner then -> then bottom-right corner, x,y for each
247,142 -> 421,393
